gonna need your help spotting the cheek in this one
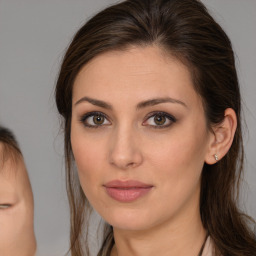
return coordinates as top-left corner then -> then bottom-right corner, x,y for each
145,121 -> 209,184
151,135 -> 206,162
0,205 -> 28,244
71,130 -> 107,195
141,127 -> 208,221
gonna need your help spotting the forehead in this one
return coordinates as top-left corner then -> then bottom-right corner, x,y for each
72,46 -> 201,109
0,142 -> 26,184
75,46 -> 190,85
0,153 -> 30,202
73,46 -> 199,105
0,143 -> 20,171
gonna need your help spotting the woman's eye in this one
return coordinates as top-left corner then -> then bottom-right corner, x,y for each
143,112 -> 176,128
80,112 -> 111,127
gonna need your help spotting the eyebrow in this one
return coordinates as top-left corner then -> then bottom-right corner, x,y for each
75,96 -> 112,109
136,97 -> 187,109
74,96 -> 187,109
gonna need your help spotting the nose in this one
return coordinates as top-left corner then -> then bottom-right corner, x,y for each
108,126 -> 143,170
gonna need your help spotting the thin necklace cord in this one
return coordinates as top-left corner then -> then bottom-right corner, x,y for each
198,234 -> 209,256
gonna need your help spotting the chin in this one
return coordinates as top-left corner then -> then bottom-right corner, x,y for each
99,207 -> 160,232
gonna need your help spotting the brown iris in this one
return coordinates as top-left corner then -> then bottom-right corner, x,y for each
93,115 -> 105,125
154,115 -> 166,125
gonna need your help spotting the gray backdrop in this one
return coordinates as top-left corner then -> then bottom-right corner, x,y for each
0,0 -> 255,255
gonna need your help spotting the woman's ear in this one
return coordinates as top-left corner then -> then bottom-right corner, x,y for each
205,108 -> 237,165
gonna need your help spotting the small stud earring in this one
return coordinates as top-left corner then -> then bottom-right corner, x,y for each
214,154 -> 219,161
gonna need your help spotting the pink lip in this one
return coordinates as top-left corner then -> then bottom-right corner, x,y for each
103,180 -> 153,202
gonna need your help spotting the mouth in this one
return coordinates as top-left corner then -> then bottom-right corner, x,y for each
103,180 -> 153,202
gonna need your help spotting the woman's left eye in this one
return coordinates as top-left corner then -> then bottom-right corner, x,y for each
143,112 -> 176,128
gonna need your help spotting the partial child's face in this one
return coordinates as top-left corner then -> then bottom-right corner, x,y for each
71,46 -> 213,231
0,145 -> 36,256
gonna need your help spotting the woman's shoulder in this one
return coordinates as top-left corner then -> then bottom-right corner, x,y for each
202,236 -> 214,256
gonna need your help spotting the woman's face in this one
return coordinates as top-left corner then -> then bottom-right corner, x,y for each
71,46 -> 213,231
0,147 -> 36,256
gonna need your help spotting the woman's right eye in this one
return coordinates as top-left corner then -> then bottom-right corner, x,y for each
80,112 -> 111,128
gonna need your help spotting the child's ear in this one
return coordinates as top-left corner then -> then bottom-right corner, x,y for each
205,108 -> 237,165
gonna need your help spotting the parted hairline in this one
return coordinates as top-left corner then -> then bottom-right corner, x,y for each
0,127 -> 23,169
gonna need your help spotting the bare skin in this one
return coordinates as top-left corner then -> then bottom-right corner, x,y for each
71,46 -> 237,256
0,144 -> 36,256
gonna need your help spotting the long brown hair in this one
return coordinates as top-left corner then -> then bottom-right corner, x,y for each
55,0 -> 256,255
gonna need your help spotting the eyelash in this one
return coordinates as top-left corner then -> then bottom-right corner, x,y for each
80,111 -> 110,128
143,111 -> 177,129
79,111 -> 176,129
0,204 -> 12,209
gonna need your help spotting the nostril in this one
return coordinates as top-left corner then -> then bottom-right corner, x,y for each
109,150 -> 143,170
108,130 -> 143,169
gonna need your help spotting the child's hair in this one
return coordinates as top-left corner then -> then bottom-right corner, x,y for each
0,127 -> 22,168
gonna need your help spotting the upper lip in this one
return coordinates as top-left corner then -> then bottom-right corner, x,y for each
104,180 -> 153,188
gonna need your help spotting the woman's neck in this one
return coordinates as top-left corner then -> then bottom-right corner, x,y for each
111,208 -> 206,256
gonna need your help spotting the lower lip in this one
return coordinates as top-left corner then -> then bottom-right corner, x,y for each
104,187 -> 152,202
